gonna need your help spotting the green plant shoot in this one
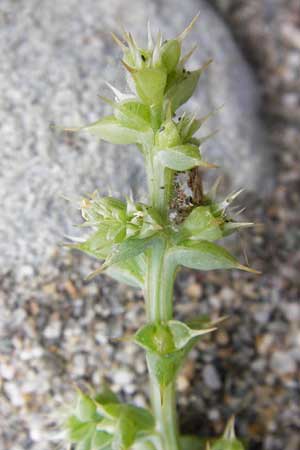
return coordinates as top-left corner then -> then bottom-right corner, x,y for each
60,14 -> 258,450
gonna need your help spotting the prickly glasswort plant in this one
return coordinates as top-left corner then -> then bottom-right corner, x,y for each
61,15 -> 259,450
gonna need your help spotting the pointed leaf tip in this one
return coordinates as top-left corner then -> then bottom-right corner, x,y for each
238,264 -> 261,275
223,415 -> 236,440
121,59 -> 136,73
177,12 -> 200,42
111,31 -> 127,51
85,265 -> 106,280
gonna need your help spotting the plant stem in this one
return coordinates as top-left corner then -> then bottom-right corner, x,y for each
145,238 -> 181,450
143,137 -> 181,449
148,375 -> 180,450
146,153 -> 173,222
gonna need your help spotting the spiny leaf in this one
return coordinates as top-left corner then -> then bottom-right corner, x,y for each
167,240 -> 260,273
132,68 -> 167,105
67,115 -> 152,146
180,435 -> 206,450
105,255 -> 145,288
156,144 -> 216,171
166,61 -> 212,112
75,391 -> 98,422
87,236 -> 156,278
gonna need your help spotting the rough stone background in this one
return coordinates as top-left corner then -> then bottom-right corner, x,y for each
1,0 -> 299,450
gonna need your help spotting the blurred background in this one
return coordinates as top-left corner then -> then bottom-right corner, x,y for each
0,1 -> 299,449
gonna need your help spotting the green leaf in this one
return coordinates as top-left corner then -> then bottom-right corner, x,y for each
168,320 -> 216,350
166,66 -> 206,111
132,68 -> 167,105
146,350 -> 186,388
94,386 -> 120,406
135,320 -> 216,388
97,403 -> 122,420
92,431 -> 113,450
105,254 -> 146,288
180,435 -> 206,450
125,405 -> 155,431
156,144 -> 214,171
69,228 -> 112,260
113,413 -> 137,450
75,434 -> 94,450
186,314 -> 212,330
81,116 -> 152,145
155,120 -> 181,148
211,439 -> 245,450
97,404 -> 154,450
179,206 -> 223,242
135,323 -> 175,354
161,39 -> 181,72
75,392 -> 98,422
167,240 -> 249,272
114,100 -> 151,131
99,236 -> 156,273
66,416 -> 94,443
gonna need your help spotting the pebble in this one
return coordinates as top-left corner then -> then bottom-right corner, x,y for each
270,351 -> 297,375
0,362 -> 15,380
219,287 -> 235,305
177,375 -> 190,392
43,321 -> 62,340
4,382 -> 24,407
72,353 -> 87,377
202,364 -> 221,391
112,368 -> 134,386
186,282 -> 203,300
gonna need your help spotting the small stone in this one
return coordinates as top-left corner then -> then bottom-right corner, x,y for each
4,382 -> 24,407
216,329 -> 229,345
208,408 -> 220,421
72,353 -> 87,377
202,364 -> 221,390
256,334 -> 274,355
219,287 -> 235,304
42,283 -> 57,296
271,351 -> 297,375
282,302 -> 300,322
0,362 -> 15,380
113,369 -> 134,386
18,265 -> 34,279
281,23 -> 300,50
63,279 -> 78,299
177,375 -> 190,392
186,282 -> 203,299
43,321 -> 62,339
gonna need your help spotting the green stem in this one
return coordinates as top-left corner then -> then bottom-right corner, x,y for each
143,140 -> 181,449
145,238 -> 181,450
146,153 -> 173,222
